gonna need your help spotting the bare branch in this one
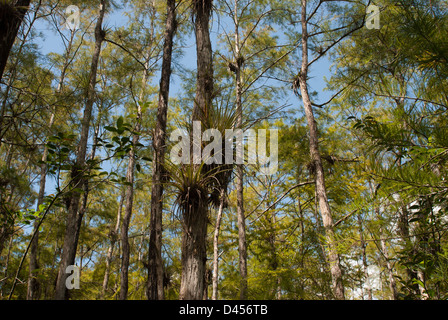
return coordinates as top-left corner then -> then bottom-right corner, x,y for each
249,181 -> 315,221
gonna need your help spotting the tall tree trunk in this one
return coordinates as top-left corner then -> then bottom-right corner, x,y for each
0,235 -> 13,297
0,0 -> 31,82
146,0 -> 176,301
0,0 -> 33,250
26,113 -> 54,300
380,238 -> 398,300
211,190 -> 225,300
119,56 -> 150,300
297,196 -> 306,298
233,0 -> 248,300
119,145 -> 137,300
397,204 -> 420,297
102,190 -> 124,298
54,0 -> 106,300
415,214 -> 430,300
357,214 -> 372,300
179,0 -> 213,300
120,1 -> 159,296
0,218 -> 13,260
0,146 -> 14,255
398,202 -> 428,299
264,180 -> 281,300
191,0 -> 213,122
179,197 -> 209,300
296,0 -> 345,300
368,181 -> 398,300
268,207 -> 280,299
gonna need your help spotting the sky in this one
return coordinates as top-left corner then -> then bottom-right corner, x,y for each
31,1 -> 334,105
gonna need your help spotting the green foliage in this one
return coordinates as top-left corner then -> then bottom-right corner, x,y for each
2,0 -> 448,301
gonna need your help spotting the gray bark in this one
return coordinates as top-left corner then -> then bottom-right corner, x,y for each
119,145 -> 137,300
179,0 -> 213,300
380,238 -> 398,300
179,197 -> 209,299
119,47 -> 150,300
211,190 -> 225,300
102,190 -> 124,298
233,0 -> 248,300
147,0 -> 176,301
357,214 -> 372,300
297,0 -> 345,300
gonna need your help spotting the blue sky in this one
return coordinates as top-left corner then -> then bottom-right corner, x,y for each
32,2 -> 333,105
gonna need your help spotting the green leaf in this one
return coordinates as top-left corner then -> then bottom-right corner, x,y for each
117,116 -> 124,129
104,126 -> 117,132
60,164 -> 72,170
121,136 -> 130,144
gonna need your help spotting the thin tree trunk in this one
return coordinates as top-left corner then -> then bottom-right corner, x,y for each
233,0 -> 247,300
297,196 -> 305,298
0,38 -> 17,258
0,0 -> 31,82
380,238 -> 398,300
416,222 -> 430,300
102,190 -> 124,298
119,149 -> 136,300
268,210 -> 280,300
311,189 -> 328,267
54,0 -> 106,300
119,4 -> 158,296
296,0 -> 345,300
119,68 -> 148,300
212,190 -> 225,300
76,121 -> 100,282
147,0 -> 176,301
368,181 -> 398,300
357,214 -> 372,300
397,204 -> 420,297
26,113 -> 54,300
265,180 -> 280,300
1,235 -> 14,297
